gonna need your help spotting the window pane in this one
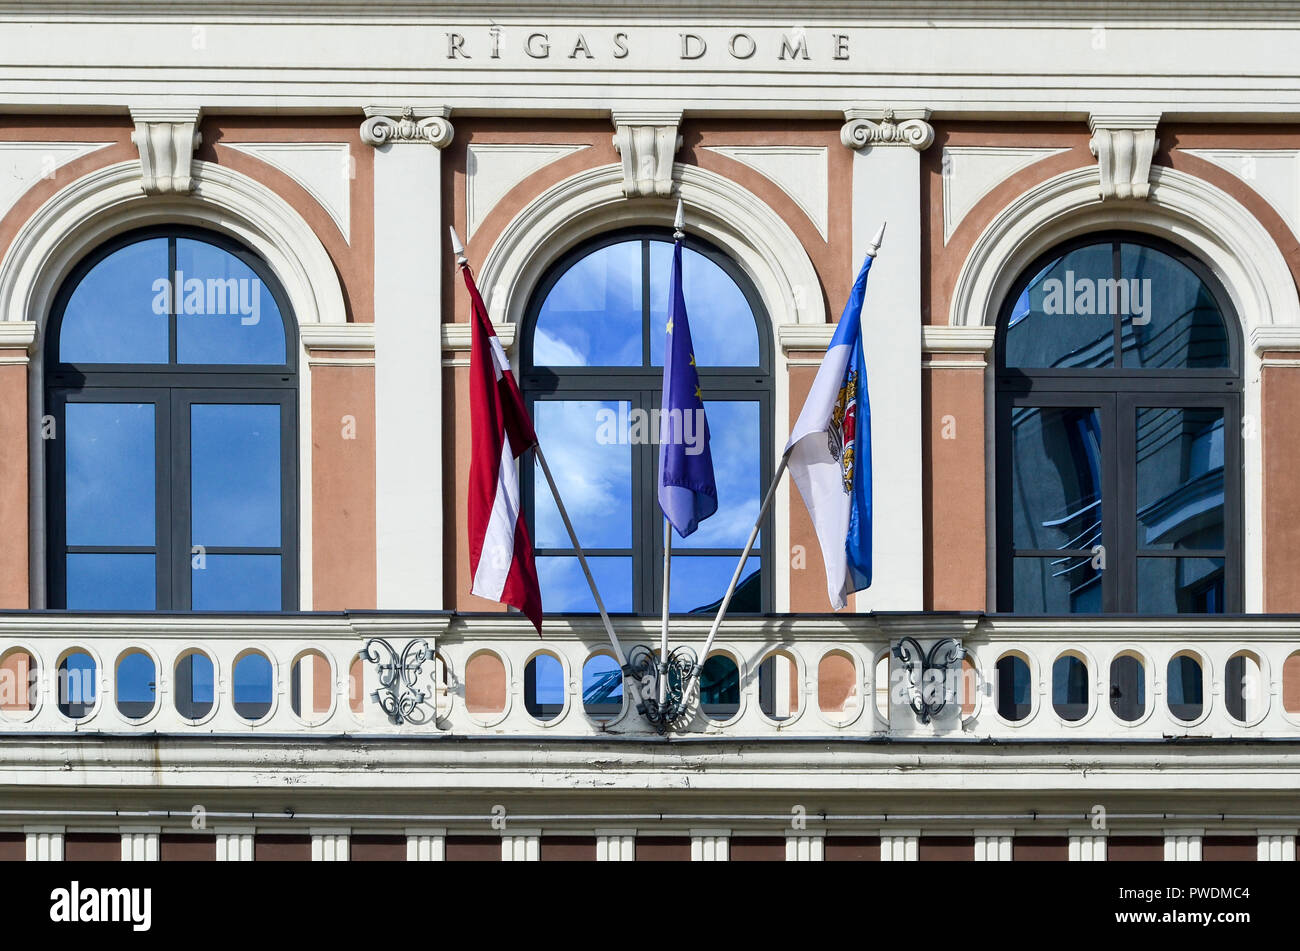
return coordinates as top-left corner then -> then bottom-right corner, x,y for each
669,555 -> 760,614
532,400 -> 631,548
1010,406 -> 1102,552
700,654 -> 740,717
1167,655 -> 1204,721
58,651 -> 97,718
1136,408 -> 1225,550
649,241 -> 759,367
1012,555 -> 1102,613
59,238 -> 169,364
1136,557 -> 1225,613
996,655 -> 1032,721
192,554 -> 282,610
116,651 -> 157,719
524,653 -> 564,720
533,240 -> 641,366
1004,243 -> 1115,369
1052,655 -> 1089,721
66,402 -> 155,546
175,239 -> 287,364
191,404 -> 281,548
582,654 -> 623,718
677,401 -> 760,549
537,556 -> 632,613
174,652 -> 215,719
232,652 -> 273,719
1109,654 -> 1146,722
1120,243 -> 1229,369
66,553 -> 155,610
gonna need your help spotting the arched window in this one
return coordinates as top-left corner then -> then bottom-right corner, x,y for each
46,227 -> 298,611
996,232 -> 1241,613
522,230 -> 773,615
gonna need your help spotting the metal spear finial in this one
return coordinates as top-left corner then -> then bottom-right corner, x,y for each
865,220 -> 887,258
673,199 -> 685,241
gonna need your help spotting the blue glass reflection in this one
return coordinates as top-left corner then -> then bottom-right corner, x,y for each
534,241 -> 641,366
650,241 -> 759,367
175,652 -> 214,720
532,400 -> 631,548
536,556 -> 631,613
175,239 -> 287,364
1004,243 -> 1115,369
115,651 -> 156,718
669,555 -> 759,614
191,404 -> 281,548
1120,243 -> 1228,369
60,238 -> 169,364
232,652 -> 273,719
582,654 -> 623,712
677,401 -> 760,549
66,403 -> 155,546
66,554 -> 155,610
58,651 -> 97,718
192,554 -> 281,611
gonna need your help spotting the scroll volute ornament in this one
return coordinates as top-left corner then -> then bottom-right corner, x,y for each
130,107 -> 202,195
611,110 -> 683,198
360,106 -> 454,148
1089,114 -> 1160,200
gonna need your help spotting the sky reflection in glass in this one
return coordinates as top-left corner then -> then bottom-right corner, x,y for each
191,403 -> 281,548
534,240 -> 641,365
649,240 -> 758,366
532,400 -> 630,549
176,238 -> 286,365
66,402 -> 155,546
59,238 -> 169,364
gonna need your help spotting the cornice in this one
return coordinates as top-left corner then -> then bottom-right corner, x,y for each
299,321 -> 376,351
1251,324 -> 1300,354
440,321 -> 517,352
922,325 -> 997,353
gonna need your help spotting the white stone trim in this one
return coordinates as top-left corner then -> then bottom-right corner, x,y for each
1257,829 -> 1296,861
777,323 -> 835,353
406,827 -> 446,861
502,829 -> 540,861
974,830 -> 1013,860
595,828 -> 636,861
311,827 -> 350,860
300,322 -> 375,351
1069,832 -> 1107,861
215,826 -> 254,861
129,106 -> 201,195
225,141 -> 353,242
880,830 -> 919,860
841,108 -> 934,151
25,826 -> 63,861
360,105 -> 453,149
921,325 -> 997,354
691,829 -> 729,861
1088,113 -> 1161,201
120,826 -> 160,861
941,146 -> 1069,243
704,145 -> 829,239
1164,828 -> 1203,861
611,110 -> 681,198
785,832 -> 824,861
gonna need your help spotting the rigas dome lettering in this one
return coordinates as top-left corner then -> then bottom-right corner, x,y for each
442,27 -> 852,63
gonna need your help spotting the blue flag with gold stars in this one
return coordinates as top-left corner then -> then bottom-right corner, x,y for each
657,238 -> 717,537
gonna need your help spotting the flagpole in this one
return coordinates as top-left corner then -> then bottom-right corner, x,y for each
659,518 -> 672,706
680,219 -> 888,705
449,225 -> 644,715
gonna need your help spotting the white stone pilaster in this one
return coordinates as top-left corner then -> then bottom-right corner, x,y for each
1069,832 -> 1107,861
596,828 -> 636,861
311,827 -> 350,861
365,105 -> 453,610
691,829 -> 729,861
501,829 -> 540,861
974,830 -> 1013,860
840,108 -> 932,611
120,827 -> 160,861
25,826 -> 63,861
214,826 -> 254,861
405,827 -> 446,861
785,833 -> 824,861
880,829 -> 919,861
1257,829 -> 1296,861
1165,829 -> 1203,861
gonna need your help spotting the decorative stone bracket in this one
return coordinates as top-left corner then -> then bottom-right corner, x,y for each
611,110 -> 683,198
360,105 -> 454,148
130,107 -> 201,195
840,108 -> 935,151
1089,114 -> 1160,200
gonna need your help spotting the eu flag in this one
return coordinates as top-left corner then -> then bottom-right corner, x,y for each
658,238 -> 717,537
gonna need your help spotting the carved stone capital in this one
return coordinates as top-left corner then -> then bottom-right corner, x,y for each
361,106 -> 454,148
611,110 -> 683,198
841,108 -> 934,151
129,107 -> 202,194
1089,113 -> 1160,200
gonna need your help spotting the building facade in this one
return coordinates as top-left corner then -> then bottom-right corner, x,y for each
0,1 -> 1298,862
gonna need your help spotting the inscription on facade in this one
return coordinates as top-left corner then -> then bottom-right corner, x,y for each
442,28 -> 852,63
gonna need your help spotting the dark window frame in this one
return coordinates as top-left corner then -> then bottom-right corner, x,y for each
521,228 -> 774,616
45,225 -> 299,611
995,231 -> 1243,614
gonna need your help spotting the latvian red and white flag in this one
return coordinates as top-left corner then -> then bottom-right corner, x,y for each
464,266 -> 544,633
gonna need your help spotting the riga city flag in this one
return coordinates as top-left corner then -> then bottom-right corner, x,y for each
785,246 -> 875,610
658,236 -> 717,537
464,263 -> 544,633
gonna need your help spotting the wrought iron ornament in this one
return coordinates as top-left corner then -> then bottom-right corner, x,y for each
625,643 -> 698,733
892,636 -> 966,724
360,637 -> 433,724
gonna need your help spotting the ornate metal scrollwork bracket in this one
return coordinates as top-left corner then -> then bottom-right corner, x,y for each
625,644 -> 698,734
359,637 -> 434,724
891,637 -> 966,724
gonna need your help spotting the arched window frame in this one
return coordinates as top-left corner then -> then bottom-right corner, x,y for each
520,227 -> 775,616
44,224 -> 299,611
994,230 -> 1244,614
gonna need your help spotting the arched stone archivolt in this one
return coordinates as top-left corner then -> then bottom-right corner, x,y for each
476,160 -> 826,339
